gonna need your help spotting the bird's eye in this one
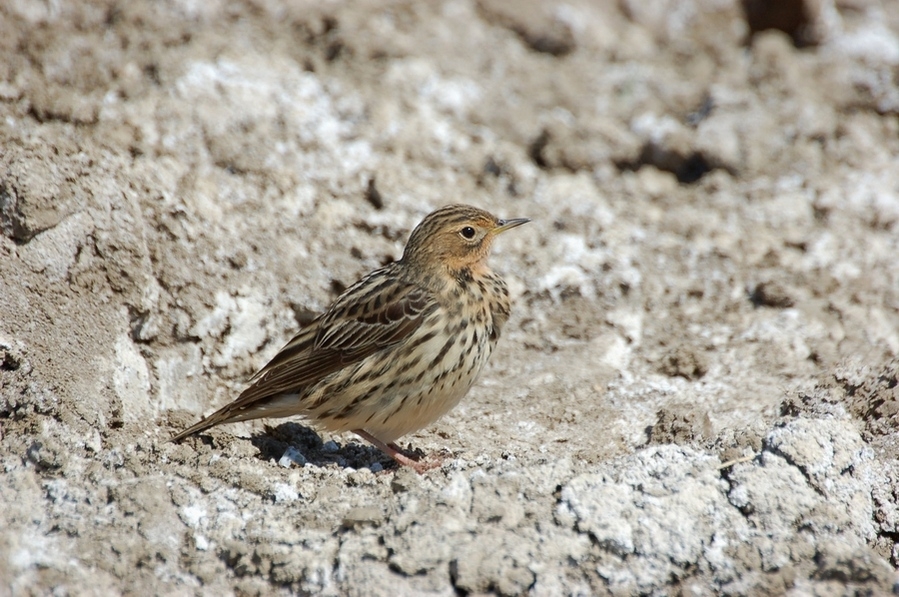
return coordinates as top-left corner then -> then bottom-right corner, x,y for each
460,226 -> 476,240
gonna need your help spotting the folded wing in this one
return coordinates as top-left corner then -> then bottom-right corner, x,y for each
171,269 -> 438,440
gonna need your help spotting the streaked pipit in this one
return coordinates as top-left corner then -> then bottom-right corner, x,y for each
172,204 -> 529,472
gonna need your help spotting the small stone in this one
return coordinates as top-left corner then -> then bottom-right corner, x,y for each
271,482 -> 299,503
278,446 -> 307,468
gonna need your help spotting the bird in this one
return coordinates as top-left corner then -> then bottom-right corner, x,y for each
171,204 -> 529,473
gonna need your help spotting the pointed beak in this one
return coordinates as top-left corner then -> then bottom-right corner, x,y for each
493,217 -> 530,235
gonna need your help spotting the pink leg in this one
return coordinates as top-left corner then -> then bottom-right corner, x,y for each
353,429 -> 439,474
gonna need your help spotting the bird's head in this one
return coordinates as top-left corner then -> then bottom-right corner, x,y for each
401,204 -> 529,278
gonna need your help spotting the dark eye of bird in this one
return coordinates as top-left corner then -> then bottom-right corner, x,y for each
460,226 -> 476,239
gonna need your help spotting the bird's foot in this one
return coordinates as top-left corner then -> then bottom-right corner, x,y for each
388,449 -> 441,474
353,430 -> 440,474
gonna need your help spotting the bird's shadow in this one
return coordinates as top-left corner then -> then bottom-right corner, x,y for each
248,422 -> 401,472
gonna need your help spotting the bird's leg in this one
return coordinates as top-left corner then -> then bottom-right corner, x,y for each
353,429 -> 439,474
387,442 -> 417,459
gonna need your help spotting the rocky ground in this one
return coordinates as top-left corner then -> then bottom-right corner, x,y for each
2,0 -> 899,595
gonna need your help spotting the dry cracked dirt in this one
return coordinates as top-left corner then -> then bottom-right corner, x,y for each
2,0 -> 899,595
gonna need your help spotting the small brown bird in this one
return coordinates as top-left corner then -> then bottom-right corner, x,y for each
172,204 -> 529,472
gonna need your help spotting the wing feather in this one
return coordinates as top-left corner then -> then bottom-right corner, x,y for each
213,268 -> 436,414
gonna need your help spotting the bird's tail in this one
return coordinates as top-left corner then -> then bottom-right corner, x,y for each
169,413 -> 222,443
170,393 -> 301,442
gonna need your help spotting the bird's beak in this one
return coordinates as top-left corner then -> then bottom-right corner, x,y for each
493,217 -> 530,235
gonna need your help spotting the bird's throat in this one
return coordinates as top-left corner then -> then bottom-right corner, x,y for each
453,266 -> 474,286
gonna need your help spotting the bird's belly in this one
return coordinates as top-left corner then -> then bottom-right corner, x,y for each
372,348 -> 489,443
316,311 -> 495,444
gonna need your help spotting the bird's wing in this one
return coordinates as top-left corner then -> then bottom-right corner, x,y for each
315,274 -> 437,354
236,270 -> 438,403
170,268 -> 439,442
